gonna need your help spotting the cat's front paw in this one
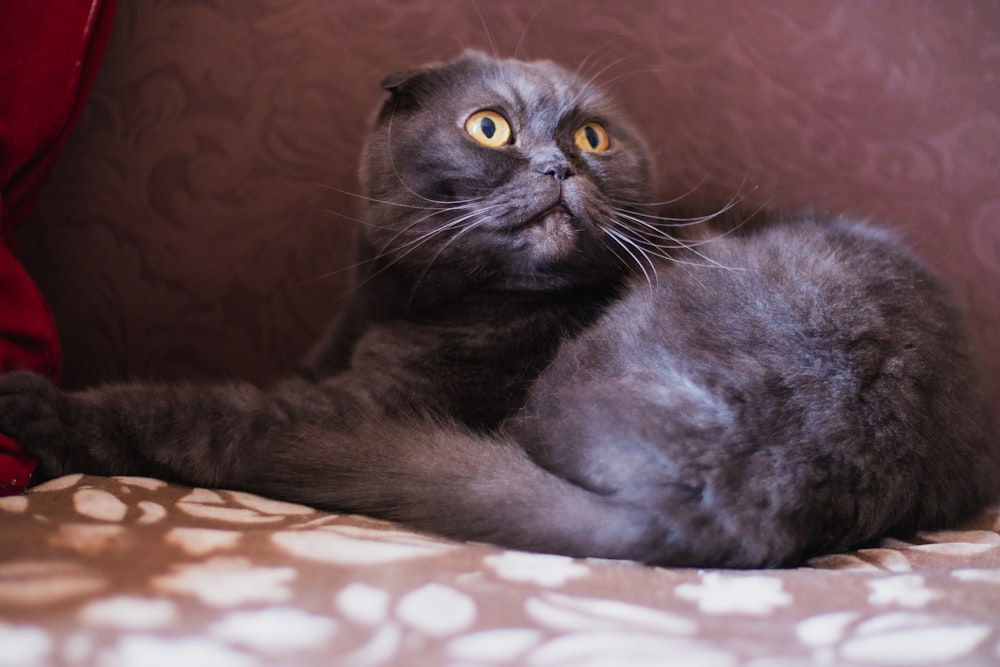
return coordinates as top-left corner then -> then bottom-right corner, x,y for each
0,371 -> 72,477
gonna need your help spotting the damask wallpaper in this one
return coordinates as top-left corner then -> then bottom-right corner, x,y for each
20,0 -> 1000,416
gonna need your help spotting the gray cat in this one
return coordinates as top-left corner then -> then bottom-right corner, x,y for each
1,51 -> 996,567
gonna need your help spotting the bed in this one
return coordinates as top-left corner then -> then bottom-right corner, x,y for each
3,474 -> 999,666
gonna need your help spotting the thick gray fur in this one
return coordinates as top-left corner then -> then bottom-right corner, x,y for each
1,51 -> 996,567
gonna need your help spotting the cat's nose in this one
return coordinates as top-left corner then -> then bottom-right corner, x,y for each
541,163 -> 573,181
532,151 -> 574,181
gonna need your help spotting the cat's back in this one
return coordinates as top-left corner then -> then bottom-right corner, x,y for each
517,217 -> 998,566
565,217 -> 967,391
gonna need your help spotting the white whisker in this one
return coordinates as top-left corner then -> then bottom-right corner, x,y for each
513,2 -> 547,60
373,201 -> 493,259
405,211 -> 496,306
571,53 -> 637,108
361,201 -> 510,290
610,177 -> 710,208
469,0 -> 501,60
573,35 -> 627,80
600,223 -> 657,290
312,181 -> 483,209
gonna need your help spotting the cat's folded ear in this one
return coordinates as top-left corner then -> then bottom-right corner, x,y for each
379,65 -> 443,113
378,50 -> 490,113
379,68 -> 427,93
377,51 -> 491,119
379,49 -> 488,93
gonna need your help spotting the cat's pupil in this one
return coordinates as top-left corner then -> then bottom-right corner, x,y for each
585,125 -> 599,149
481,117 -> 496,138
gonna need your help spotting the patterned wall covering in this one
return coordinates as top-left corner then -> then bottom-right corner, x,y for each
20,1 -> 1000,415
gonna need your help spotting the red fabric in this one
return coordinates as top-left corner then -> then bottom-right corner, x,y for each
0,0 -> 118,494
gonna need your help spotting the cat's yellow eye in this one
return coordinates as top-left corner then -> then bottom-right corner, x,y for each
465,110 -> 512,148
574,122 -> 610,153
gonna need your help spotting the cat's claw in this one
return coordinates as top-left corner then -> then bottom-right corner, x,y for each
0,371 -> 71,477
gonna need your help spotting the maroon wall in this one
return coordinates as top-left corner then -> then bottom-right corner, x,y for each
21,1 -> 1000,414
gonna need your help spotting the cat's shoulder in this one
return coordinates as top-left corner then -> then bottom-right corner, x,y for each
591,212 -> 957,344
658,213 -> 935,289
702,213 -> 915,259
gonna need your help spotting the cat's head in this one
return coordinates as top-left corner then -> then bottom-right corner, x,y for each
359,50 -> 655,291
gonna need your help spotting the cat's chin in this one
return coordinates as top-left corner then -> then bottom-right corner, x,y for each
500,208 -> 605,291
521,206 -> 577,262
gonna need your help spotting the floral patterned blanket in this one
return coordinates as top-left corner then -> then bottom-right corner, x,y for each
2,474 -> 999,666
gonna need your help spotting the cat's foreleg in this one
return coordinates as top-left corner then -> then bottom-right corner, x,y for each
0,370 -> 357,487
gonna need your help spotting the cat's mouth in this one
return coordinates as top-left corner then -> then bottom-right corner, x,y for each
519,204 -> 573,232
515,204 -> 578,262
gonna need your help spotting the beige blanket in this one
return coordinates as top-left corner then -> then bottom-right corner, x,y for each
2,474 -> 999,666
